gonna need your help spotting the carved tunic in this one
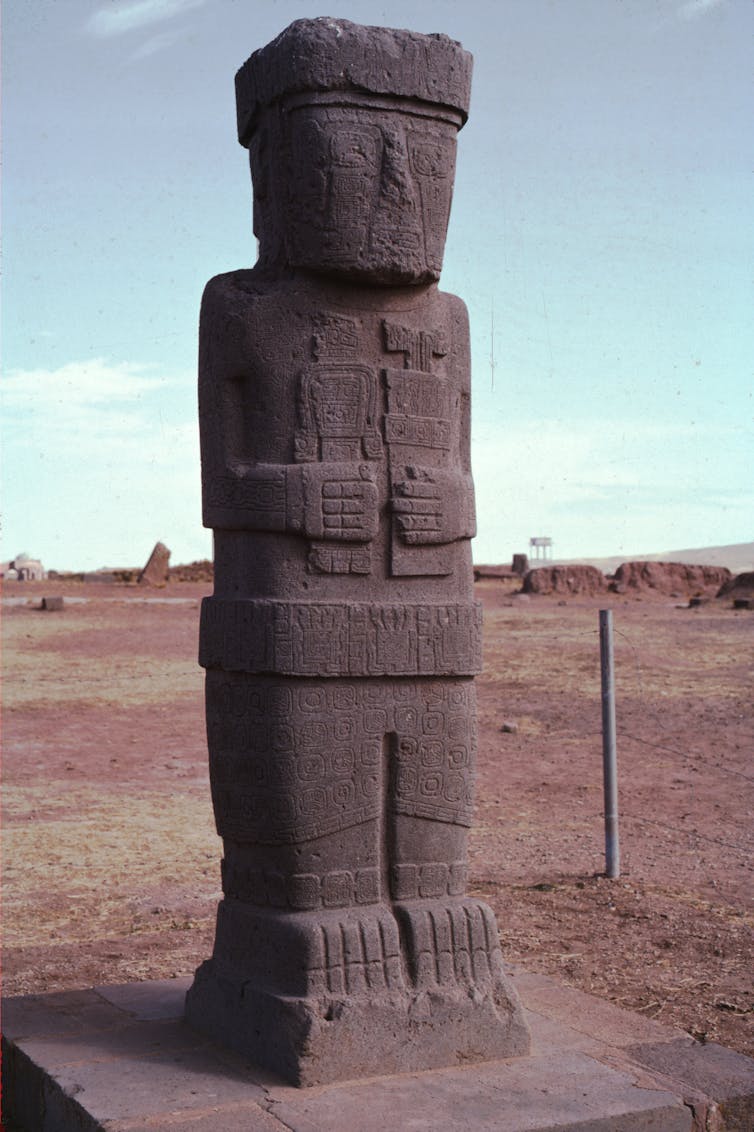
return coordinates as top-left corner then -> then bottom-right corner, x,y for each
199,276 -> 480,846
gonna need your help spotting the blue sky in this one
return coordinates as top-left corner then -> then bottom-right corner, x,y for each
3,0 -> 752,571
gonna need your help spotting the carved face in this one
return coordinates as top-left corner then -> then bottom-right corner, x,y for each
277,99 -> 460,284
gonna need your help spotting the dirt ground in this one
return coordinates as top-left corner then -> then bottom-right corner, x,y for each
2,578 -> 752,1057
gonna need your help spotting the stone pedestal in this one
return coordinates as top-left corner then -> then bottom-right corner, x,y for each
7,973 -> 754,1129
187,899 -> 528,1085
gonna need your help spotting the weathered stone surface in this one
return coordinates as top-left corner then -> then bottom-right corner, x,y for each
235,18 -> 472,146
185,17 -> 528,1085
138,541 -> 170,586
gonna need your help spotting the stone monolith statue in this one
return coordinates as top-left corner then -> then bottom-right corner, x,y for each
185,17 -> 530,1085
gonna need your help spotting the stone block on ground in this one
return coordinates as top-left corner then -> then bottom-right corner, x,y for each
138,541 -> 170,586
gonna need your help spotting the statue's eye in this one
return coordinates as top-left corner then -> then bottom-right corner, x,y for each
330,131 -> 378,168
410,142 -> 451,178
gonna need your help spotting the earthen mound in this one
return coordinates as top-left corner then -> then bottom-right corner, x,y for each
716,571 -> 754,601
169,560 -> 214,583
611,561 -> 731,596
523,565 -> 607,596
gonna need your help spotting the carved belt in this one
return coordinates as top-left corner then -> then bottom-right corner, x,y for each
199,598 -> 482,676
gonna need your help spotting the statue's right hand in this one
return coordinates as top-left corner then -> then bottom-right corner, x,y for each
303,463 -> 378,542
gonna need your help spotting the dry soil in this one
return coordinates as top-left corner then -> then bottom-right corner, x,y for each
2,579 -> 752,1056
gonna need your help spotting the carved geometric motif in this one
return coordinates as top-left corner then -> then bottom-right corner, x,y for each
222,859 -> 466,908
295,365 -> 383,463
383,320 -> 448,373
204,468 -> 287,526
200,598 -> 482,675
312,313 -> 360,361
206,674 -> 476,843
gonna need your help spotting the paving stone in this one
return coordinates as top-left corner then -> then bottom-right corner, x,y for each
100,1099 -> 286,1132
7,974 -> 754,1131
627,1038 -> 754,1131
264,1051 -> 690,1132
17,1019 -> 213,1071
513,970 -> 684,1047
2,989 -> 130,1039
97,978 -> 191,1022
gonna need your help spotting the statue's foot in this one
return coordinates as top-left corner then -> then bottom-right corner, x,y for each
209,898 -> 406,996
187,896 -> 530,1084
393,896 -> 506,991
314,904 -> 405,995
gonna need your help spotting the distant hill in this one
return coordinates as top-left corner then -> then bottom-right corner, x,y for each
550,542 -> 754,576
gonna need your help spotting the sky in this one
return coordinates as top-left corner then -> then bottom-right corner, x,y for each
2,0 -> 752,571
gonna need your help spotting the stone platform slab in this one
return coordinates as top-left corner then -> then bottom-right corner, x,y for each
3,967 -> 753,1131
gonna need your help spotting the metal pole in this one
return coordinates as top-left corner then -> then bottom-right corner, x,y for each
599,609 -> 620,878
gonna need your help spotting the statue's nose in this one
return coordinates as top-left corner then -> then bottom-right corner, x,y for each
380,126 -> 417,207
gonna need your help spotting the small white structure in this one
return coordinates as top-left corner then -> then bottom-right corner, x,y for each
529,536 -> 553,562
1,553 -> 45,580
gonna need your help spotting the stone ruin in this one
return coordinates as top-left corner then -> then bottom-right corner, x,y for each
137,541 -> 171,586
523,564 -> 608,597
611,560 -> 731,596
185,18 -> 530,1085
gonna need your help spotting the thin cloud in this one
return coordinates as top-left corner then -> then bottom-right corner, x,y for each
2,358 -> 193,463
84,0 -> 205,39
677,0 -> 726,20
129,28 -> 185,60
2,358 -> 202,568
3,359 -> 171,410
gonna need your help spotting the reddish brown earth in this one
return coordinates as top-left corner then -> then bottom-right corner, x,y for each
2,578 -> 752,1057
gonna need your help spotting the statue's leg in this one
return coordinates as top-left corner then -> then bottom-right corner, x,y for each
196,671 -> 406,998
388,679 -> 526,1020
187,672 -> 528,1081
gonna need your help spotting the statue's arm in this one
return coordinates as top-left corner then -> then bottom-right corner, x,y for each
199,277 -> 378,539
204,459 -> 378,540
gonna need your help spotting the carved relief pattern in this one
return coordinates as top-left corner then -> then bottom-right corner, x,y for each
312,313 -> 360,361
307,543 -> 372,575
222,858 -> 468,908
384,367 -> 451,450
214,901 -> 407,997
206,674 -> 477,843
188,19 -> 532,1077
295,364 -> 383,464
204,467 -> 287,525
407,134 -> 456,271
200,598 -> 483,675
383,319 -> 448,373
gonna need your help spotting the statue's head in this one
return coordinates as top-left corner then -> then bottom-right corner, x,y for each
236,19 -> 472,285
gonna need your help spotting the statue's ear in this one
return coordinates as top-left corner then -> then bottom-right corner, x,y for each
250,126 -> 269,203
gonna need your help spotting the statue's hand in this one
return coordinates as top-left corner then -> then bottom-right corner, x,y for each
391,466 -> 476,545
391,471 -> 445,545
303,463 -> 378,542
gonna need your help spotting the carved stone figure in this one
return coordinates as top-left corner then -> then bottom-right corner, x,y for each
185,17 -> 530,1085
